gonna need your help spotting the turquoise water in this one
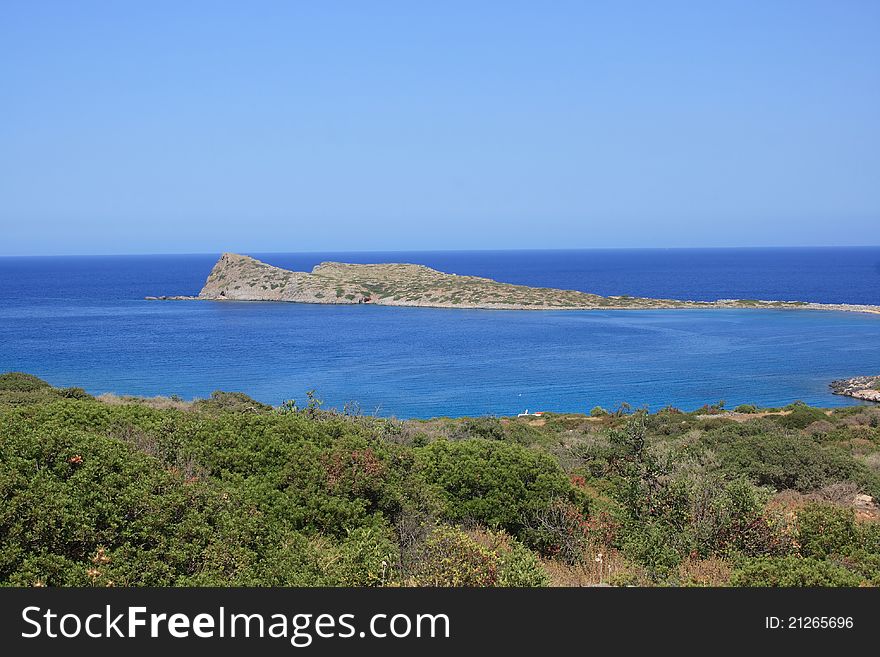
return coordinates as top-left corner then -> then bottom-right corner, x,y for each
1,249 -> 879,417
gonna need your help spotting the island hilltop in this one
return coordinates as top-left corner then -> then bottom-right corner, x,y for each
148,253 -> 880,313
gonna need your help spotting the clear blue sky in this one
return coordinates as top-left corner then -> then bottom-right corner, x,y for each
1,0 -> 878,256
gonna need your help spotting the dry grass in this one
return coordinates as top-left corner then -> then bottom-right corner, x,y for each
770,486 -> 880,521
840,409 -> 880,427
804,419 -> 836,436
857,451 -> 880,474
695,409 -> 792,422
677,557 -> 732,586
97,392 -> 192,411
465,527 -> 514,552
541,547 -> 641,587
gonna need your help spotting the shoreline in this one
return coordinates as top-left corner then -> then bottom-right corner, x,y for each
831,375 -> 880,403
145,294 -> 880,315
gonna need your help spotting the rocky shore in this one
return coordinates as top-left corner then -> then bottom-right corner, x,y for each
144,295 -> 197,301
146,252 -> 880,315
830,375 -> 880,403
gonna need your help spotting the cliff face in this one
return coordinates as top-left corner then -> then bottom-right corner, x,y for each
198,253 -> 337,303
195,253 -> 616,308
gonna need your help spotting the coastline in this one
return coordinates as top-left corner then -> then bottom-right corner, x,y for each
831,375 -> 880,403
145,294 -> 880,315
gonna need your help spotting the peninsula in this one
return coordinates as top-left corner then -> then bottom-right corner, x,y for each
147,253 -> 880,314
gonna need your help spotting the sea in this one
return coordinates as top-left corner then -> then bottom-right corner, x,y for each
2,247 -> 880,418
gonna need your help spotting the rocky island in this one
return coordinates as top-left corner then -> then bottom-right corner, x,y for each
831,375 -> 880,403
147,252 -> 880,314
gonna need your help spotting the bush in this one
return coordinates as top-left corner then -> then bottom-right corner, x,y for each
405,526 -> 500,586
590,406 -> 608,418
192,390 -> 273,414
415,439 -> 579,538
465,527 -> 551,586
792,504 -> 880,582
451,417 -> 506,441
690,478 -> 792,559
0,421 -> 238,585
838,552 -> 880,585
734,404 -> 758,414
0,372 -> 51,392
494,538 -> 550,587
405,526 -> 548,587
331,526 -> 400,586
0,397 -> 422,586
57,387 -> 92,400
0,372 -> 79,406
620,522 -> 683,579
3,373 -> 876,588
796,504 -> 858,559
521,498 -> 591,562
730,556 -> 862,587
775,404 -> 829,430
716,434 -> 867,493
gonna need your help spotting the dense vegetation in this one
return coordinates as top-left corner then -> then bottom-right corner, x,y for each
2,372 -> 879,587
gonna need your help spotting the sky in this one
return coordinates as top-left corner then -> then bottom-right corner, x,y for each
1,0 -> 878,256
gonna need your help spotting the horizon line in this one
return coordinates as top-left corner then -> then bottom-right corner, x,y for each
2,244 -> 880,258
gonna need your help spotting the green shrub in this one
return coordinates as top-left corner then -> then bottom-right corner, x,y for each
406,526 -> 500,586
494,537 -> 550,587
520,498 -> 593,562
2,373 -> 876,588
730,556 -> 862,587
57,387 -> 93,400
690,479 -> 792,558
776,403 -> 829,430
452,417 -> 506,441
0,421 -> 238,585
834,548 -> 880,585
0,372 -> 51,392
191,390 -> 273,414
405,526 -> 548,587
0,397 -> 419,586
716,434 -> 866,493
590,406 -> 608,418
734,404 -> 758,414
415,439 -> 578,537
332,526 -> 400,586
796,503 -> 858,559
0,372 -> 78,406
179,529 -> 330,587
620,522 -> 683,579
792,504 -> 880,583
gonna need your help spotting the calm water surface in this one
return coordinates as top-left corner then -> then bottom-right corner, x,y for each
1,248 -> 879,417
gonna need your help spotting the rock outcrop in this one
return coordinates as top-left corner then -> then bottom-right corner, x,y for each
830,375 -> 880,403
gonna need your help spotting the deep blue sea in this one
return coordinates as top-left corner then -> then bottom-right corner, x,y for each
2,247 -> 879,417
